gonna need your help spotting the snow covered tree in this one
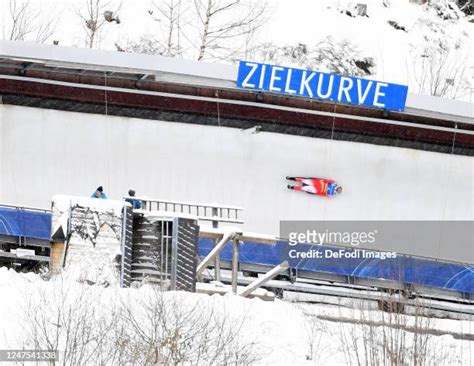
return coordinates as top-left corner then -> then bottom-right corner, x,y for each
121,36 -> 166,55
456,0 -> 473,15
122,0 -> 268,61
409,19 -> 471,99
248,38 -> 376,78
249,42 -> 310,67
119,0 -> 186,57
426,0 -> 465,19
191,0 -> 268,61
410,0 -> 471,15
143,0 -> 189,57
309,37 -> 375,77
410,0 -> 428,4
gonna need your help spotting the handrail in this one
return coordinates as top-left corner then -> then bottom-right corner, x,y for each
129,196 -> 243,211
125,196 -> 244,225
0,203 -> 51,214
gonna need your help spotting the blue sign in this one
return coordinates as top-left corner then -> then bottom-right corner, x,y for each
236,61 -> 408,112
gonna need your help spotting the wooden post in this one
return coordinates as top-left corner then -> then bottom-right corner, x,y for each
196,231 -> 233,278
240,261 -> 289,298
50,241 -> 65,273
231,237 -> 240,294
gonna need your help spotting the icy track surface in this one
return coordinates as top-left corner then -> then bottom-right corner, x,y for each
0,268 -> 472,365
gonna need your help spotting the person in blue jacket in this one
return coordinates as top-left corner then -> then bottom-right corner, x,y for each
91,186 -> 107,199
125,189 -> 142,209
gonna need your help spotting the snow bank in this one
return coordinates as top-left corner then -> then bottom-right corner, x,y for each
0,268 -> 471,365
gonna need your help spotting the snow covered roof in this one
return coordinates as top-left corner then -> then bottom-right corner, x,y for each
405,94 -> 472,123
0,40 -> 235,86
0,40 -> 472,122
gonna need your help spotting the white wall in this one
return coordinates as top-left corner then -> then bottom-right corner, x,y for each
1,105 -> 473,246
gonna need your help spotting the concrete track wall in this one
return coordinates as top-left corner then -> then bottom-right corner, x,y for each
0,105 -> 473,260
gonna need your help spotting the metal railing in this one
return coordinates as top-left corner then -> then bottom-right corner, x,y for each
0,203 -> 50,214
124,196 -> 244,225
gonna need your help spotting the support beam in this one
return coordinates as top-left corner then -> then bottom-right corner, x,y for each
240,261 -> 289,298
213,237 -> 221,282
231,237 -> 240,294
199,229 -> 276,245
0,252 -> 50,262
212,207 -> 221,282
137,74 -> 148,81
196,231 -> 234,277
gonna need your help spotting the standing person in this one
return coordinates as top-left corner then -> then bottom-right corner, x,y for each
287,176 -> 343,197
91,186 -> 107,199
125,189 -> 142,209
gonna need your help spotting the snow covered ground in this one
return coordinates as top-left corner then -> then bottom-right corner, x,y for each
0,268 -> 472,365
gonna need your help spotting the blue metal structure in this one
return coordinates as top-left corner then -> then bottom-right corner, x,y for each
0,204 -> 472,297
0,205 -> 51,242
199,239 -> 474,295
0,204 -> 51,265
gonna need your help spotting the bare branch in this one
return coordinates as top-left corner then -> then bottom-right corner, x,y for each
2,0 -> 58,43
191,0 -> 269,61
410,31 -> 471,99
7,0 -> 33,41
147,0 -> 189,57
122,0 -> 269,61
75,0 -> 122,49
